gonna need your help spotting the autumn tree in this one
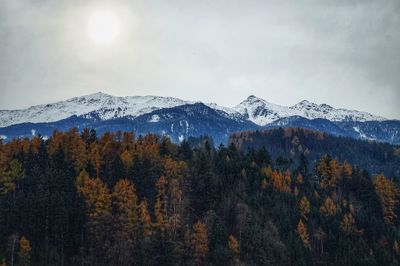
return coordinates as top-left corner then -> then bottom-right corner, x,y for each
297,219 -> 310,247
89,142 -> 102,177
271,170 -> 291,193
340,213 -> 358,235
138,199 -> 152,238
228,235 -> 239,265
18,236 -> 31,266
317,155 -> 341,188
112,179 -> 138,228
168,178 -> 184,242
155,176 -> 169,232
320,196 -> 339,216
296,173 -> 304,185
189,221 -> 209,265
342,160 -> 353,177
76,170 -> 111,218
0,159 -> 24,196
374,174 -> 400,225
299,196 -> 311,219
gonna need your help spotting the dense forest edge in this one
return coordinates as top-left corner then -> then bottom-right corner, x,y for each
0,128 -> 399,265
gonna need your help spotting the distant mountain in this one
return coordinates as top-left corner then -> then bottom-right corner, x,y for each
0,92 -> 191,127
233,95 -> 386,125
0,92 -> 398,144
0,103 -> 258,145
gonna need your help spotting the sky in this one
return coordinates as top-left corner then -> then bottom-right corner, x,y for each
0,0 -> 399,119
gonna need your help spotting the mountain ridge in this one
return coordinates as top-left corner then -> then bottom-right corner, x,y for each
0,92 -> 389,128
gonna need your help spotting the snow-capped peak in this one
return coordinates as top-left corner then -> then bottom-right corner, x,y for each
0,92 -> 192,127
0,92 -> 388,128
233,96 -> 387,126
234,95 -> 290,125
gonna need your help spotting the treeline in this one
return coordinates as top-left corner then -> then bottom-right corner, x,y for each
229,128 -> 400,178
0,128 -> 399,265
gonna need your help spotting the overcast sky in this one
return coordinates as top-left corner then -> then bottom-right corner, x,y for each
0,0 -> 399,119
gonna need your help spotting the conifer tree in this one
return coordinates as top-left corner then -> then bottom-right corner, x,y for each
18,236 -> 31,266
112,179 -> 138,228
0,159 -> 24,196
342,160 -> 353,177
320,196 -> 339,216
297,219 -> 310,247
299,196 -> 311,219
228,234 -> 239,256
155,176 -> 168,232
138,199 -> 152,238
374,174 -> 400,224
189,221 -> 209,265
76,170 -> 111,218
340,213 -> 359,236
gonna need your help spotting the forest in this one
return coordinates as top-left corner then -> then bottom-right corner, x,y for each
229,128 -> 400,178
0,128 -> 399,265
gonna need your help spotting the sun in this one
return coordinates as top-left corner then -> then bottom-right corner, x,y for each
87,10 -> 120,45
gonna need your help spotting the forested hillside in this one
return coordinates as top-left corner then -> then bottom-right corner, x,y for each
0,129 -> 399,265
229,128 -> 400,179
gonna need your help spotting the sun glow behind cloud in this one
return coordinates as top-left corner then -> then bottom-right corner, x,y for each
87,10 -> 120,45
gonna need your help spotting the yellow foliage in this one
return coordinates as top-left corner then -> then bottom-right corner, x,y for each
76,170 -> 111,218
340,213 -> 357,235
18,236 -> 31,266
190,221 -> 209,263
320,196 -> 339,216
228,235 -> 239,255
342,160 -> 353,177
164,157 -> 187,179
297,219 -> 310,247
393,240 -> 399,254
261,178 -> 268,189
299,196 -> 311,218
19,236 -> 31,253
374,174 -> 400,225
271,170 -> 291,193
261,166 -> 273,180
296,173 -> 304,185
112,179 -> 138,227
139,199 -> 152,238
294,186 -> 299,197
120,150 -> 134,169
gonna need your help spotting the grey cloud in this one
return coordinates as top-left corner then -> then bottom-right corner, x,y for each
0,0 -> 399,119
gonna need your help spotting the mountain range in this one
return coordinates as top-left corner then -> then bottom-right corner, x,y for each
0,92 -> 399,145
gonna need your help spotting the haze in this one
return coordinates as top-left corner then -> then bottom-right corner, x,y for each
0,0 -> 399,119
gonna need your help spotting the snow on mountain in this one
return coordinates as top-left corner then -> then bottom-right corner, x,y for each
0,92 -> 191,127
234,95 -> 386,126
0,92 -> 388,128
